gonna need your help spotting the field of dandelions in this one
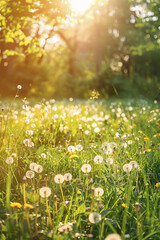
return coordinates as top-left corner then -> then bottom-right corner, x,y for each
0,95 -> 160,240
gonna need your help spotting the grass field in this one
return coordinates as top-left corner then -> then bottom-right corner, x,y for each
0,97 -> 160,240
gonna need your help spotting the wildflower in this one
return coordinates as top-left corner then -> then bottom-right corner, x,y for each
24,203 -> 34,209
85,130 -> 89,135
10,202 -> 22,208
114,136 -> 119,140
122,143 -> 127,148
58,223 -> 72,233
54,174 -> 64,184
6,157 -> 14,164
94,127 -> 100,133
134,202 -> 140,212
41,153 -> 47,159
155,182 -> 160,187
11,153 -> 17,158
88,212 -> 101,224
128,140 -> 133,145
64,173 -> 72,181
105,233 -> 122,240
81,164 -> 92,173
92,123 -> 97,128
26,170 -> 35,179
94,155 -> 103,164
144,137 -> 149,140
146,149 -> 152,152
26,130 -> 33,136
129,161 -> 138,169
23,139 -> 34,147
122,203 -> 127,208
17,85 -> 22,89
68,145 -> 75,153
34,164 -> 43,173
106,158 -> 113,165
75,145 -> 83,151
39,187 -> 51,198
70,154 -> 79,159
94,187 -> 104,197
29,162 -> 37,171
123,164 -> 132,173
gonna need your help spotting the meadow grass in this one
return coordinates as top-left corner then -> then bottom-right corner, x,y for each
0,97 -> 160,240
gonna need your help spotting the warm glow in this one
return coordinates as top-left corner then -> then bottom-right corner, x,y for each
68,0 -> 93,14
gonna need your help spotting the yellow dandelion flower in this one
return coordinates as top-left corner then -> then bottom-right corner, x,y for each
113,124 -> 117,127
155,182 -> 160,187
73,178 -> 79,183
132,124 -> 136,127
144,137 -> 149,140
10,202 -> 22,208
114,136 -> 119,140
147,149 -> 152,152
156,122 -> 159,126
122,203 -> 127,208
70,154 -> 78,159
24,203 -> 34,209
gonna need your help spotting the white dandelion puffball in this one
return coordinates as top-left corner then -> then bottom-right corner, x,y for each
88,212 -> 101,224
39,187 -> 51,198
68,145 -> 75,153
29,162 -> 37,171
129,161 -> 138,169
128,140 -> 133,144
64,173 -> 72,181
26,170 -> 35,179
17,85 -> 22,89
123,164 -> 132,173
94,155 -> 103,164
105,233 -> 122,240
11,153 -> 17,158
41,153 -> 46,159
75,144 -> 83,151
81,164 -> 92,173
94,187 -> 104,197
122,142 -> 127,148
94,127 -> 100,133
106,158 -> 113,165
6,157 -> 14,164
54,174 -> 64,184
34,164 -> 43,173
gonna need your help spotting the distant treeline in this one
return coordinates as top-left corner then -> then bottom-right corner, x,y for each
0,0 -> 160,99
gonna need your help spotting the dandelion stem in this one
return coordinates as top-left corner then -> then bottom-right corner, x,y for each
60,184 -> 66,208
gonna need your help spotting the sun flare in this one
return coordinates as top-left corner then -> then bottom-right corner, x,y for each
68,0 -> 93,14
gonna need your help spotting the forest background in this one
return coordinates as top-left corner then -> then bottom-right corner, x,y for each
0,0 -> 160,99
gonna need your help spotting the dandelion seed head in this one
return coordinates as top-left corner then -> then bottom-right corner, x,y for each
123,163 -> 132,173
64,173 -> 72,181
68,145 -> 75,153
29,162 -> 37,171
81,164 -> 92,173
34,164 -> 43,173
105,233 -> 122,240
6,156 -> 14,164
106,158 -> 113,165
41,153 -> 46,159
129,161 -> 138,169
17,85 -> 22,89
26,170 -> 35,179
39,187 -> 51,198
88,212 -> 101,224
54,174 -> 64,184
75,144 -> 83,151
94,187 -> 104,197
94,155 -> 103,164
